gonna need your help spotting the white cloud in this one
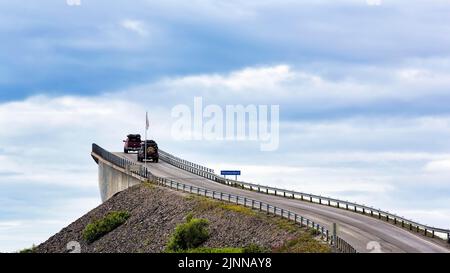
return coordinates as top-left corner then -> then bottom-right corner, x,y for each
424,160 -> 450,172
167,65 -> 293,91
120,19 -> 149,37
129,62 -> 450,110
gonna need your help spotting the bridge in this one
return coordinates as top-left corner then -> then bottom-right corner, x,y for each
91,143 -> 450,253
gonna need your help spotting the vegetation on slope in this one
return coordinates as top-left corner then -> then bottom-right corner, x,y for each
166,213 -> 210,252
83,211 -> 130,243
36,184 -> 330,253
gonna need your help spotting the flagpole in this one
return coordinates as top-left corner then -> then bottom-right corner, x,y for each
145,111 -> 148,172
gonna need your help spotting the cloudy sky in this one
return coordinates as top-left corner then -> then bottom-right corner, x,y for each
1,0 -> 450,252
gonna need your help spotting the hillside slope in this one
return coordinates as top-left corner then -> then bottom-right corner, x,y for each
36,183 -> 330,253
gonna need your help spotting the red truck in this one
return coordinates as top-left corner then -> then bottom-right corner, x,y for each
123,134 -> 142,153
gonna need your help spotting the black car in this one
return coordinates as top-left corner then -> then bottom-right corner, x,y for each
137,140 -> 159,163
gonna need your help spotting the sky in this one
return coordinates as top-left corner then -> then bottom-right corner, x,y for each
1,0 -> 450,252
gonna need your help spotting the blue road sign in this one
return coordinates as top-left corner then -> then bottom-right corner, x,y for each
221,170 -> 241,176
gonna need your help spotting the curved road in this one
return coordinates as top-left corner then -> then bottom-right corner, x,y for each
116,152 -> 449,253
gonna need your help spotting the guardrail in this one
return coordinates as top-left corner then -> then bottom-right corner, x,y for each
159,148 -> 450,243
159,150 -> 214,173
93,144 -> 357,253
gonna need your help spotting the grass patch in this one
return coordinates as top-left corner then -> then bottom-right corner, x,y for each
242,243 -> 269,253
273,233 -> 331,253
143,181 -> 155,189
271,217 -> 300,233
83,211 -> 130,243
166,215 -> 210,252
194,196 -> 256,216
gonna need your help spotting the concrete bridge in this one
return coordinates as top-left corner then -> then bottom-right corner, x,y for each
91,144 -> 450,253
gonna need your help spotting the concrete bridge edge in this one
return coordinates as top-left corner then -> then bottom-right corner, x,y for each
91,153 -> 143,202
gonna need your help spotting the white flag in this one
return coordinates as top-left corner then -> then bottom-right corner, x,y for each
146,111 -> 149,130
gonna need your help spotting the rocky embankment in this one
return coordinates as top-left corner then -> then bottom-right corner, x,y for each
36,183 -> 330,253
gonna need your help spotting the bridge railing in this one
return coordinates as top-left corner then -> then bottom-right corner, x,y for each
93,144 -> 156,181
159,148 -> 450,242
93,144 -> 357,253
159,150 -> 214,174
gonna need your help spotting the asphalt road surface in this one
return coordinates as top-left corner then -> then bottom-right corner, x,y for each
116,152 -> 450,253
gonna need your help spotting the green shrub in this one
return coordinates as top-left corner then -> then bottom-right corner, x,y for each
19,244 -> 36,253
166,216 -> 210,252
309,228 -> 321,236
83,211 -> 130,243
